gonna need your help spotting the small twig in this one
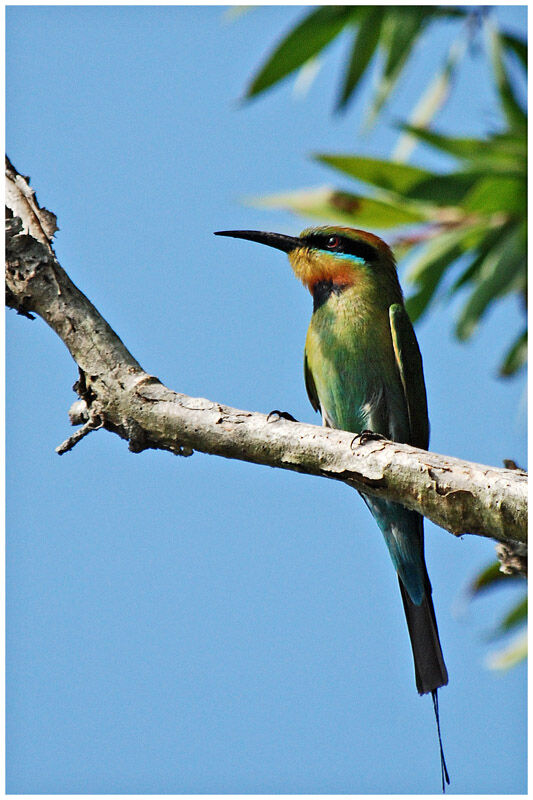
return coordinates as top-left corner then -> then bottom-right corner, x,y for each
495,541 -> 527,578
56,417 -> 103,455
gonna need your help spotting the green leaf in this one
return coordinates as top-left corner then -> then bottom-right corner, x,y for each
462,174 -> 526,215
336,7 -> 385,111
245,6 -> 358,99
392,33 -> 469,162
321,143 -> 511,208
293,56 -> 323,99
496,596 -> 527,636
429,7 -> 470,21
367,7 -> 430,125
403,172 -> 481,206
470,561 -> 511,595
456,222 -> 526,340
398,125 -> 526,172
450,225 -> 506,293
486,21 -> 526,131
501,32 -> 527,69
487,629 -> 527,671
248,185 -> 429,228
316,153 -> 436,194
224,6 -> 255,21
500,328 -> 527,377
404,225 -> 485,322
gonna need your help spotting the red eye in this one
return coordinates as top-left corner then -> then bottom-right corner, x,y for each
326,235 -> 340,250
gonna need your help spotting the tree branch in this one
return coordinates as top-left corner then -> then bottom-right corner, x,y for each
6,157 -> 527,552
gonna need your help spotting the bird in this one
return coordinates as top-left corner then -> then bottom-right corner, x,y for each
215,225 -> 449,790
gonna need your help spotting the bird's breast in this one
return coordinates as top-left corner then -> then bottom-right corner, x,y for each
305,289 -> 409,439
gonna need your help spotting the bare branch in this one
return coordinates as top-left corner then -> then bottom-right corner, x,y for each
6,157 -> 527,550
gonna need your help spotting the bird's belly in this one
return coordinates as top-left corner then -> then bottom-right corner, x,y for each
306,317 -> 409,440
312,352 -> 384,433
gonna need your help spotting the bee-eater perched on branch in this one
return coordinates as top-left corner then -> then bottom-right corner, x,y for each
215,225 -> 449,790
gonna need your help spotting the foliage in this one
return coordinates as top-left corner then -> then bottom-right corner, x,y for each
243,8 -> 527,378
469,561 -> 527,669
245,6 -> 470,119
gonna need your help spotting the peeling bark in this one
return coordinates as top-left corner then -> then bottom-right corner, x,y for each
6,157 -> 528,554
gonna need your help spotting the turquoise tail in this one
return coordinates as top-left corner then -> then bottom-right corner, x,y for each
361,493 -> 448,694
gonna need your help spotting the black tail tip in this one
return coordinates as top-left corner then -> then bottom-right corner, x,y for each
431,689 -> 450,793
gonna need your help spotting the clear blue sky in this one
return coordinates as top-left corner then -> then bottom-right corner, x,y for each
7,5 -> 526,794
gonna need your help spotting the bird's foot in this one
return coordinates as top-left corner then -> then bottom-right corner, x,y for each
267,409 -> 299,423
358,429 -> 386,444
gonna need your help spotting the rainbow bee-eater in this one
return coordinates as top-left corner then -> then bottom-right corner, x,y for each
215,226 -> 449,788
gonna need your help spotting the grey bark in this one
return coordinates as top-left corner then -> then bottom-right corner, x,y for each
6,157 -> 528,556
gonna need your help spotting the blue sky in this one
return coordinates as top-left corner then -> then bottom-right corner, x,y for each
7,5 -> 526,794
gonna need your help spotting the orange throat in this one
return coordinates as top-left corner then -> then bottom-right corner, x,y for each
288,247 -> 358,294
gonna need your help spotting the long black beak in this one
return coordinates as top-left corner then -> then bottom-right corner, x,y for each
214,230 -> 301,254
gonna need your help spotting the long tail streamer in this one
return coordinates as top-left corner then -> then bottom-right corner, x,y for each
432,689 -> 450,792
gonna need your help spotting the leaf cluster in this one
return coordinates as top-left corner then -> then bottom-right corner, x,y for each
244,9 -> 526,377
246,5 -> 468,118
469,561 -> 527,670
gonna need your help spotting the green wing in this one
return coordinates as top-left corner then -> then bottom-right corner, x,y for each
304,349 -> 321,414
389,303 -> 430,450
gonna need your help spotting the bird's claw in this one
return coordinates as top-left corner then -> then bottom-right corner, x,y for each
267,409 -> 299,423
358,429 -> 385,444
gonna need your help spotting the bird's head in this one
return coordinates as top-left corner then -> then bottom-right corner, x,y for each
214,226 -> 399,299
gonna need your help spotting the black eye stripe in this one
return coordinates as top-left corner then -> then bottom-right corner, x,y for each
304,233 -> 379,263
